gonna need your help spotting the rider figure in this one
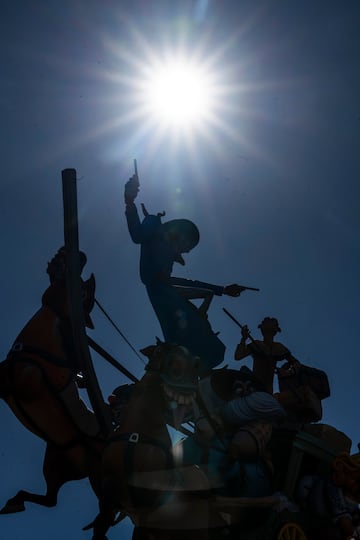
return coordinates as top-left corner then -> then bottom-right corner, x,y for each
188,367 -> 285,479
4,247 -> 101,438
234,317 -> 299,394
43,247 -> 101,437
124,174 -> 245,375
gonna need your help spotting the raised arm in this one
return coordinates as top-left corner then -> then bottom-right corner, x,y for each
124,174 -> 143,244
234,325 -> 252,360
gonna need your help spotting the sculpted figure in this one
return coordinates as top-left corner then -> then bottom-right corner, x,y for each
124,174 -> 246,375
193,367 -> 285,463
234,317 -> 298,394
0,247 -> 103,516
4,247 -> 100,439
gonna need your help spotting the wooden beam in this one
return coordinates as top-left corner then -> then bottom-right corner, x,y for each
62,168 -> 112,437
87,335 -> 139,383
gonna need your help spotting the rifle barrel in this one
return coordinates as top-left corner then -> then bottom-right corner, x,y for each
222,308 -> 245,329
222,308 -> 267,355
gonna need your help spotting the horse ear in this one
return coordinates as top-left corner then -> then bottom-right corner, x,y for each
155,336 -> 164,345
140,345 -> 157,359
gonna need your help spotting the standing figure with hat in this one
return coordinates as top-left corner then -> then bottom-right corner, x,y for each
234,317 -> 299,394
124,174 -> 246,375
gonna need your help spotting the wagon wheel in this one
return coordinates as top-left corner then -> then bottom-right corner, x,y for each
276,521 -> 308,540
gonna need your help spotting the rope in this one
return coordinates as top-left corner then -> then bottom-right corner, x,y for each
94,298 -> 145,365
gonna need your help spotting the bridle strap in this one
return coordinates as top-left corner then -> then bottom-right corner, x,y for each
7,343 -> 73,370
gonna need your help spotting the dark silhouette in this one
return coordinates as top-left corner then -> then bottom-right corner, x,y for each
234,317 -> 298,393
0,248 -> 103,514
124,174 -> 246,375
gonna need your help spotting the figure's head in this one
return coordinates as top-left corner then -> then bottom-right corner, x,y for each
141,340 -> 200,429
142,341 -> 200,394
163,219 -> 200,264
258,317 -> 281,337
47,246 -> 87,283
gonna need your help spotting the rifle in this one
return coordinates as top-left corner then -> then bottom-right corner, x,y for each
223,307 -> 251,334
222,307 -> 263,353
239,285 -> 260,292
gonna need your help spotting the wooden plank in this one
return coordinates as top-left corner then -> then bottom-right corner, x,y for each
62,168 -> 112,437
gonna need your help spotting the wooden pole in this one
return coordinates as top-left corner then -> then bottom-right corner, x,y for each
62,168 -> 112,437
87,335 -> 139,383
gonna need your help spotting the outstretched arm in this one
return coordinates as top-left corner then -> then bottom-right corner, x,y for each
170,277 -> 224,296
170,278 -> 246,297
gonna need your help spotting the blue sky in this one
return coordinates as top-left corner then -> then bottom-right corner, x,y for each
1,1 -> 360,538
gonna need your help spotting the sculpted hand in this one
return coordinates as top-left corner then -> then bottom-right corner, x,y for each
124,175 -> 139,205
223,284 -> 246,297
241,324 -> 250,341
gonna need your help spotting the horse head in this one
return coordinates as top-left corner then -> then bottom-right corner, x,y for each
141,340 -> 200,430
91,344 -> 202,539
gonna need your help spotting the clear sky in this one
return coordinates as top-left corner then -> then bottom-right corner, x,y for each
1,1 -> 360,539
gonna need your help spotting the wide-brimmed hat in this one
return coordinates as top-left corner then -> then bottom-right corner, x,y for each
163,219 -> 200,251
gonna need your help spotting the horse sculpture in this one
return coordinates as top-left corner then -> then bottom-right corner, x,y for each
87,348 -> 290,540
0,248 -> 105,514
87,341 -> 215,540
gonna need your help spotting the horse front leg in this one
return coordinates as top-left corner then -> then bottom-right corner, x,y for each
83,472 -> 124,540
86,508 -> 116,540
0,454 -> 58,513
0,442 -> 81,514
83,499 -> 118,540
0,487 -> 58,514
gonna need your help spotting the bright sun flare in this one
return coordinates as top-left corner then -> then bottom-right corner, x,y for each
142,58 -> 215,129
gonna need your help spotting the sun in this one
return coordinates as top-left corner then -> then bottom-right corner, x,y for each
139,56 -> 216,130
84,25 -> 255,161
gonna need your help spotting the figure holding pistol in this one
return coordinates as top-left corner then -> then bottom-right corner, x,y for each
124,165 -> 258,375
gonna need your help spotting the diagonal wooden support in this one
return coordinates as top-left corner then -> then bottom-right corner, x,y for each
62,168 -> 112,437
